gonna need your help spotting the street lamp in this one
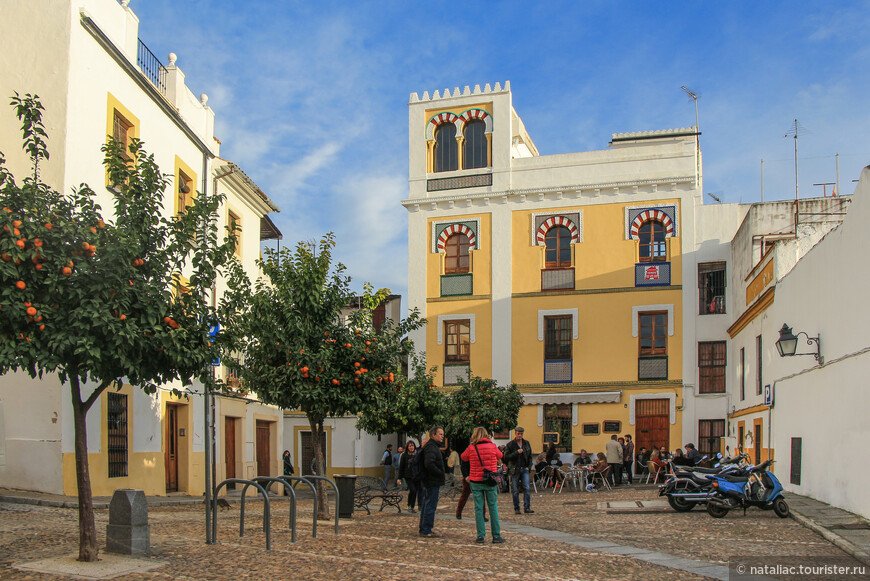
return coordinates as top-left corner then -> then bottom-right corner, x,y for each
775,323 -> 822,364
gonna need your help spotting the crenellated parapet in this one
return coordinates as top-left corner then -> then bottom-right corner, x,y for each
410,81 -> 511,103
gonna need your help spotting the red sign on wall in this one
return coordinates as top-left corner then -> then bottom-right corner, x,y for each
644,266 -> 660,280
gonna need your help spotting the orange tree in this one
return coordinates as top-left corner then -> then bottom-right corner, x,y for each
219,233 -> 423,519
0,94 -> 235,561
443,375 -> 523,442
355,354 -> 447,443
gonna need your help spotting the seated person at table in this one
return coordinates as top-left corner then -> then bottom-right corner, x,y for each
533,452 -> 548,475
658,446 -> 671,461
649,449 -> 668,482
636,447 -> 650,467
545,442 -> 562,467
573,449 -> 592,466
671,448 -> 692,466
585,453 -> 610,490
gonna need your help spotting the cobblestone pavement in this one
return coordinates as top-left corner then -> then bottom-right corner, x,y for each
0,484 -> 864,580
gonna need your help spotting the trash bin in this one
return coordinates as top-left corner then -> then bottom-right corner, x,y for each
333,474 -> 357,518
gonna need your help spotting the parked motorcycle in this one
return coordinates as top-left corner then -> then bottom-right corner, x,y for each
705,459 -> 789,519
660,453 -> 748,512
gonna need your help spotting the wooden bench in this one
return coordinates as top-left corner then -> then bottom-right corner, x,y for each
354,476 -> 403,514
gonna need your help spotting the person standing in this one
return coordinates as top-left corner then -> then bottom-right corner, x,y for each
397,441 -> 419,512
461,427 -> 504,544
606,435 -> 623,486
455,454 -> 487,521
622,434 -> 635,485
392,445 -> 403,485
282,450 -> 294,476
418,426 -> 446,538
380,444 -> 393,487
503,427 -> 534,515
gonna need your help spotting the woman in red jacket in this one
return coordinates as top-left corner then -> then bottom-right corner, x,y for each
460,427 -> 504,544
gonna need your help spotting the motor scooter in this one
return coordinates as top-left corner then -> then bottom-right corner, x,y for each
705,459 -> 789,519
659,452 -> 747,512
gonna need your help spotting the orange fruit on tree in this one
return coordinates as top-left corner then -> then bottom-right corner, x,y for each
62,267 -> 72,276
44,223 -> 52,229
26,307 -> 37,316
89,227 -> 97,233
1,254 -> 9,262
97,220 -> 105,228
15,281 -> 25,290
39,324 -> 45,331
163,316 -> 172,324
34,264 -> 42,271
12,220 -> 21,227
34,239 -> 42,247
16,239 -> 25,249
81,241 -> 89,249
13,228 -> 20,236
119,314 -> 127,321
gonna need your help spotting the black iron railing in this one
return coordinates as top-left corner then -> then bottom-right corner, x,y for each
137,39 -> 167,94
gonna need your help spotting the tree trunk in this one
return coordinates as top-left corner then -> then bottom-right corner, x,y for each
70,373 -> 99,562
307,415 -> 330,521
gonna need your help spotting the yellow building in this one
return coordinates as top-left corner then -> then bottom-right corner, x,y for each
404,82 -> 704,458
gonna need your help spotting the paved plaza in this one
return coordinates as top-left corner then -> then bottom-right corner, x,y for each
2,483 -> 867,580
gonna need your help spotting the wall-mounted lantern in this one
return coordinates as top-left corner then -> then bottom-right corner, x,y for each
775,323 -> 823,364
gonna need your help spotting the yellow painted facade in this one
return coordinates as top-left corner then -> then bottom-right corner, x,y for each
408,86 -> 700,458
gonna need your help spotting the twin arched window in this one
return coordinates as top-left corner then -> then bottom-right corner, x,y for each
638,220 -> 667,262
433,120 -> 488,172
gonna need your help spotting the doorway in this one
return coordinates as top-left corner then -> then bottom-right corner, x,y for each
225,417 -> 238,489
256,420 -> 272,477
165,404 -> 179,492
635,398 -> 670,456
301,431 -> 328,476
754,423 -> 763,465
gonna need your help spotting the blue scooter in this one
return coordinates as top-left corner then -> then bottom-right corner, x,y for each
705,459 -> 789,519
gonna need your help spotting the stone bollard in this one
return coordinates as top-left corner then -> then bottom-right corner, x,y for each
106,489 -> 150,554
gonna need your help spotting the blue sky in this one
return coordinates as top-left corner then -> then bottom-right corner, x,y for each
131,0 -> 870,302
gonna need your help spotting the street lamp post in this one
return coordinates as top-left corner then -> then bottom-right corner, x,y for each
775,323 -> 822,364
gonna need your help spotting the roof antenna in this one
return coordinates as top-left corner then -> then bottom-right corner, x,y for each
706,192 -> 722,203
784,119 -> 808,200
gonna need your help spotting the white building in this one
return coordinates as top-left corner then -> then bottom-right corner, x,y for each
0,0 -> 284,497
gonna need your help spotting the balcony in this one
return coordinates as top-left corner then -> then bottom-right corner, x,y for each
541,268 -> 574,291
635,262 -> 670,287
443,363 -> 470,386
638,356 -> 668,381
441,273 -> 473,297
544,359 -> 572,384
137,39 -> 167,95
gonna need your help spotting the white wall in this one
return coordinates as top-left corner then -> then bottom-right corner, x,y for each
765,167 -> 870,518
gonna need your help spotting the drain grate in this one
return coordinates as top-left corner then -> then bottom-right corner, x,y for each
562,501 -> 588,506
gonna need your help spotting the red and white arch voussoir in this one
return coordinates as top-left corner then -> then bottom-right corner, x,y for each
436,224 -> 477,252
629,210 -> 675,239
535,215 -> 580,245
426,112 -> 460,140
458,109 -> 492,133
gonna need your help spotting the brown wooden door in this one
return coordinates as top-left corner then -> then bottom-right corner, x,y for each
256,421 -> 271,476
635,399 -> 670,455
165,404 -> 179,492
225,417 -> 237,487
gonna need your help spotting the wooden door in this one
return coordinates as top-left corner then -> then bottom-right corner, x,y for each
165,404 -> 179,492
635,399 -> 670,455
225,417 -> 237,488
256,421 -> 271,477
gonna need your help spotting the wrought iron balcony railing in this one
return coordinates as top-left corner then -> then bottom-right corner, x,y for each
137,39 -> 167,95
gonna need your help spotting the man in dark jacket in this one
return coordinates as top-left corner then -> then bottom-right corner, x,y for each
503,427 -> 534,515
418,426 -> 446,537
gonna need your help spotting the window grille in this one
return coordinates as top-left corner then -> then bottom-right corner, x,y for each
541,268 -> 574,291
638,356 -> 668,381
440,273 -> 473,297
443,363 -> 470,385
699,419 -> 725,457
698,341 -> 726,393
107,393 -> 128,478
543,404 -> 572,452
698,262 -> 726,314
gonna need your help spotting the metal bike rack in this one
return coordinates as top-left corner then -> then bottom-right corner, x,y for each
299,475 -> 340,535
252,476 -> 298,543
278,476 -> 319,538
212,478 -> 272,551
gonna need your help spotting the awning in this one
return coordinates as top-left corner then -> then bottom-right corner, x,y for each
521,391 -> 621,406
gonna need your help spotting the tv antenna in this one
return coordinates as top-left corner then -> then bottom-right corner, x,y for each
706,192 -> 722,204
784,119 -> 808,200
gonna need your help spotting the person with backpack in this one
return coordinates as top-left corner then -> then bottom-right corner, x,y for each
380,444 -> 393,488
397,440 -> 420,513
